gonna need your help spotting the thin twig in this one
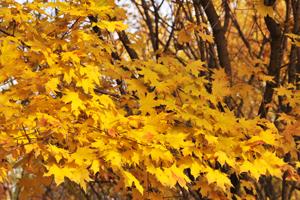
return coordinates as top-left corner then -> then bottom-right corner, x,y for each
176,89 -> 183,105
0,28 -> 13,36
230,96 -> 245,117
68,131 -> 78,135
87,125 -> 149,146
22,124 -> 31,143
88,182 -> 103,200
61,17 -> 81,39
14,131 -> 37,139
3,131 -> 53,152
79,183 -> 90,200
280,58 -> 300,69
0,29 -> 31,49
93,88 -> 120,98
164,4 -> 182,53
66,132 -> 70,150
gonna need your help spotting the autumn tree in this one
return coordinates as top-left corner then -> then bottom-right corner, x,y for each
1,0 -> 300,199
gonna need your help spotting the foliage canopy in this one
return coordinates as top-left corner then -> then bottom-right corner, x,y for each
1,0 -> 300,199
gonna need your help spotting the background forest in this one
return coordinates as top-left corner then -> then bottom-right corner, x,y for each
0,0 -> 300,199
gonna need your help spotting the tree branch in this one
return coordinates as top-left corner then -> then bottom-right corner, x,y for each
199,0 -> 232,78
258,15 -> 282,118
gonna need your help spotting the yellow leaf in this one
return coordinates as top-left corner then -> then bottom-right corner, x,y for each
178,30 -> 192,43
153,64 -> 169,75
170,163 -> 190,188
240,161 -> 261,180
186,60 -> 206,76
275,86 -> 293,98
114,21 -> 130,31
257,152 -> 285,178
205,167 -> 232,191
45,78 -> 60,94
76,78 -> 95,93
71,146 -> 96,166
242,194 -> 256,200
44,164 -> 74,186
90,160 -> 101,174
0,94 -> 11,107
106,152 -> 123,168
139,67 -> 160,84
123,171 -> 144,194
61,91 -> 85,112
198,31 -> 214,43
146,147 -> 173,163
296,161 -> 300,169
205,133 -> 219,144
48,144 -> 69,163
126,79 -> 149,95
139,92 -> 160,115
61,52 -> 81,64
92,21 -> 129,32
248,129 -> 279,146
71,168 -> 93,193
93,95 -> 113,108
190,160 -> 204,178
257,72 -> 275,83
214,151 -> 235,167
255,0 -> 274,17
80,64 -> 102,85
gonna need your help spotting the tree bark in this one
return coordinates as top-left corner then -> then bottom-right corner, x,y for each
199,0 -> 232,78
258,15 -> 282,118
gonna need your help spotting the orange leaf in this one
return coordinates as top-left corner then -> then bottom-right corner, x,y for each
40,116 -> 47,127
108,129 -> 115,137
171,170 -> 185,187
142,132 -> 153,139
